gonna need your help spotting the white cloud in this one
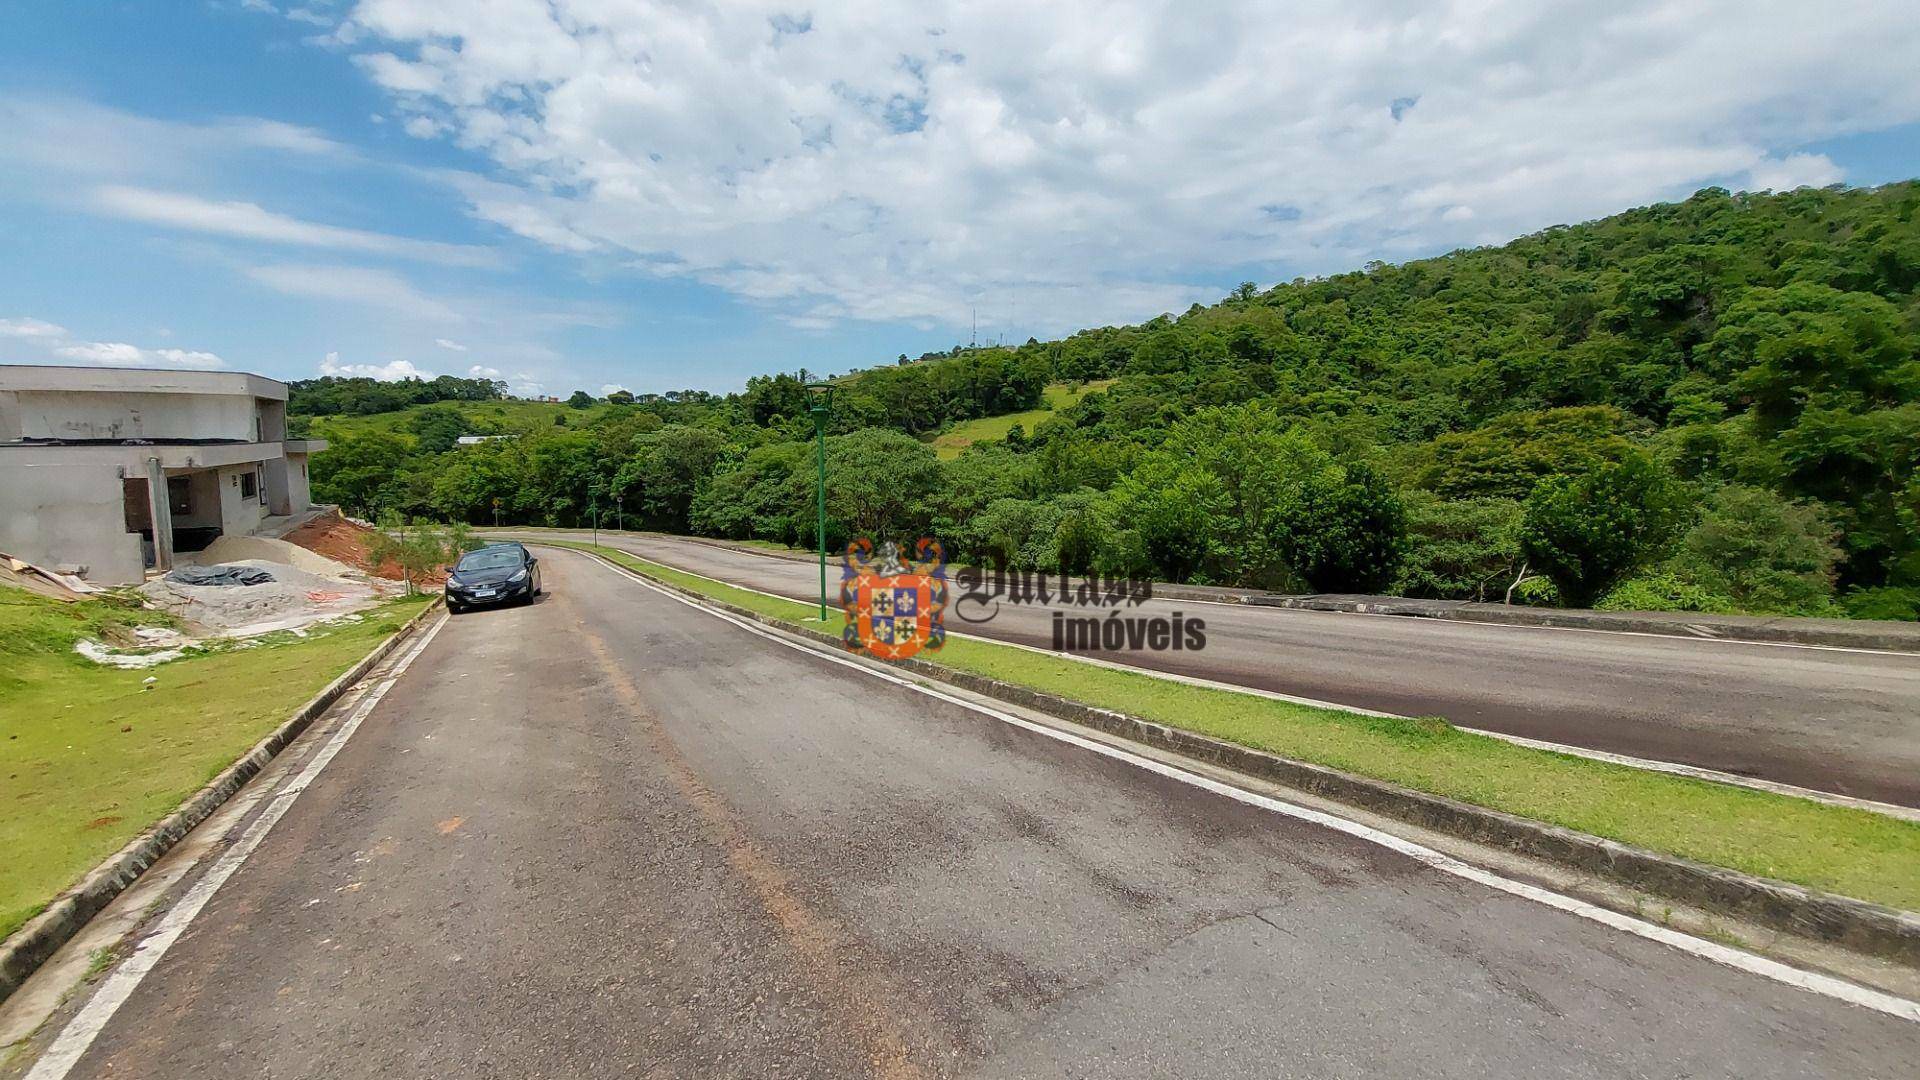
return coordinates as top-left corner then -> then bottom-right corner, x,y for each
1745,152 -> 1846,193
319,351 -> 432,380
598,383 -> 630,396
468,363 -> 502,378
94,186 -> 498,267
285,6 -> 335,27
50,341 -> 225,368
54,342 -> 145,364
246,263 -> 463,321
2,314 -> 225,367
0,317 -> 68,339
334,0 -> 1920,333
0,96 -> 348,183
152,348 -> 226,367
435,337 -> 469,351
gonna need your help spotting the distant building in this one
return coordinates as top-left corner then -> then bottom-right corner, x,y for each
0,365 -> 328,584
454,434 -> 517,445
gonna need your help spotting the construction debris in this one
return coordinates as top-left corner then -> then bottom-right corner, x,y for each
137,558 -> 391,636
0,550 -> 102,601
166,564 -> 276,587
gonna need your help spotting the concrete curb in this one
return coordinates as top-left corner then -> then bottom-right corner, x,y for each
577,548 -> 1920,967
483,529 -> 1917,651
0,598 -> 443,1003
1249,595 -> 1920,652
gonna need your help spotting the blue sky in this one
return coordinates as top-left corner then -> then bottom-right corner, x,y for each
2,1 -> 1917,397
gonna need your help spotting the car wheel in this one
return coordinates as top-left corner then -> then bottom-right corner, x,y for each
447,601 -> 464,614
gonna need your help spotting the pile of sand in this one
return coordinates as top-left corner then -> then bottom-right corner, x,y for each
181,534 -> 360,580
137,558 -> 387,636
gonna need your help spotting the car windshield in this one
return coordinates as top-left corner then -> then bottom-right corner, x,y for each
456,549 -> 522,572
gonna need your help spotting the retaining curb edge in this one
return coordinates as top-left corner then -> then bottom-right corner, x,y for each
0,597 -> 444,1003
573,546 -> 1920,967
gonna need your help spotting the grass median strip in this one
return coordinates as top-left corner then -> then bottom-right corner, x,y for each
548,539 -> 1920,913
0,588 -> 433,941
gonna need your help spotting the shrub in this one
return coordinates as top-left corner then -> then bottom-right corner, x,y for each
1519,453 -> 1689,608
1393,495 -> 1525,601
1841,586 -> 1920,622
1670,485 -> 1841,616
1596,571 -> 1734,614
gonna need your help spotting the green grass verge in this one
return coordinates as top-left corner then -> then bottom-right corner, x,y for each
0,588 -> 433,940
543,538 -> 1920,912
930,380 -> 1115,459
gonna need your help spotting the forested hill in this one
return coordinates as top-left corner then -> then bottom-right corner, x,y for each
300,182 -> 1920,620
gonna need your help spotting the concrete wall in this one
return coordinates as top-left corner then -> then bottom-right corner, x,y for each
0,462 -> 146,582
8,390 -> 259,442
286,453 -> 313,512
266,453 -> 315,515
214,464 -> 267,537
166,470 -> 224,529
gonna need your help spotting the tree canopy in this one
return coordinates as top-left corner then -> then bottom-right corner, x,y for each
306,182 -> 1920,619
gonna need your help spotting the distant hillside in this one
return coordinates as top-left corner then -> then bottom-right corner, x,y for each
930,380 -> 1116,459
301,183 -> 1920,620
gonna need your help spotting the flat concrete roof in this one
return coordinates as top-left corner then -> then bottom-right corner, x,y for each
0,364 -> 287,400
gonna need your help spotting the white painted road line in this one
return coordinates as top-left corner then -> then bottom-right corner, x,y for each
578,531 -> 1920,657
26,613 -> 450,1080
948,628 -> 1920,821
557,543 -> 1920,821
569,548 -> 1920,1025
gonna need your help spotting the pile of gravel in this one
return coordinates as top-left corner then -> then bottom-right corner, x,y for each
137,558 -> 384,634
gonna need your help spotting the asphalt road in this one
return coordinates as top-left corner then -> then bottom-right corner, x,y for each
493,530 -> 1920,808
42,549 -> 1918,1078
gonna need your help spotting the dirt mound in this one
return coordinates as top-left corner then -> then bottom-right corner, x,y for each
185,534 -> 359,580
284,510 -> 449,586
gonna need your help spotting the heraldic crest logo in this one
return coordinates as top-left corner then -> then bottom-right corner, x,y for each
841,538 -> 948,660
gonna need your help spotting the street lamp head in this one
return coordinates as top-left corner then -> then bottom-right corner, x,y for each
804,381 -> 836,416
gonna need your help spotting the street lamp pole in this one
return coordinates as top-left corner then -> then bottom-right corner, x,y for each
805,382 -> 836,621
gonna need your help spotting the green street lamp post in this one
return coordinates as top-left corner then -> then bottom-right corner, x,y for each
805,382 -> 837,621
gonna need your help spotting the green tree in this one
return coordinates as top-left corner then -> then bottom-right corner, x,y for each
567,390 -> 594,409
407,403 -> 469,454
1519,454 -> 1689,608
809,428 -> 945,543
366,514 -> 460,595
1393,495 -> 1526,601
310,431 -> 415,517
628,425 -> 728,532
1669,486 -> 1841,615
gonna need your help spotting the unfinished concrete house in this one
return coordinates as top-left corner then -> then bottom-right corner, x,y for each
0,365 -> 328,584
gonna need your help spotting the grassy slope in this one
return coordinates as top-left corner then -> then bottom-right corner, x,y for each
306,380 -> 1117,456
931,380 -> 1116,459
306,399 -> 611,440
0,589 -> 431,939
544,539 -> 1920,912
